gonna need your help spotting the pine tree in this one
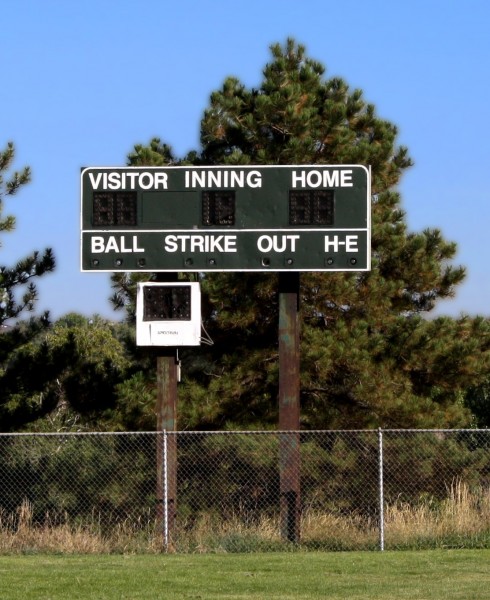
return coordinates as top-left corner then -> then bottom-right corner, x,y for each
117,40 -> 490,430
0,142 -> 55,325
0,141 -> 57,429
189,39 -> 481,429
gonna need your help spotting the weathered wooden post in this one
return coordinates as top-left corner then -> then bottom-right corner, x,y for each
278,271 -> 301,543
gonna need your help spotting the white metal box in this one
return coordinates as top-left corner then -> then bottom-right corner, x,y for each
136,282 -> 201,346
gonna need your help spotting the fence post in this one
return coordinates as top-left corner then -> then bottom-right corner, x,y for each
378,428 -> 385,551
163,429 -> 169,551
156,351 -> 178,550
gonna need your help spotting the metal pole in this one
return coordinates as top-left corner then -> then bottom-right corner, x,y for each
378,428 -> 385,551
163,429 -> 169,551
153,272 -> 178,551
156,350 -> 178,550
278,272 -> 301,544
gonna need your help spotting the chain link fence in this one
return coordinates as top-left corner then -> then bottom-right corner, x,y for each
0,430 -> 488,553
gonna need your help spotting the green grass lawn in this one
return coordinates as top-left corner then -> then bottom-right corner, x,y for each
0,550 -> 488,600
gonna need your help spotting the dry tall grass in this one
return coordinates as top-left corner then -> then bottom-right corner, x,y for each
1,482 -> 488,553
385,480 -> 490,547
0,500 -> 161,554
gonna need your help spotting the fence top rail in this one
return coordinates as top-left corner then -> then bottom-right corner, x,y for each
0,431 -> 159,437
0,428 -> 488,438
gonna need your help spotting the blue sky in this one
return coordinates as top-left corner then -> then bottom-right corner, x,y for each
2,0 -> 490,321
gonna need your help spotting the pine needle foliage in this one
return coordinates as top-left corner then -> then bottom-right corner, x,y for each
115,39 -> 489,430
0,142 -> 55,326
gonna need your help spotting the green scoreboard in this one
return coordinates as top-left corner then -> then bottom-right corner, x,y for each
80,165 -> 370,272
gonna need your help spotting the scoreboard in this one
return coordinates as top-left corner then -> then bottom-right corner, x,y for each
80,165 -> 370,272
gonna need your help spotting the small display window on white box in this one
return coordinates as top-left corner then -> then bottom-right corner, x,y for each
136,282 -> 201,346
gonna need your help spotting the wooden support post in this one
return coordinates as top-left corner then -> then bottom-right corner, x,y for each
278,271 -> 301,543
153,272 -> 179,550
156,349 -> 178,549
